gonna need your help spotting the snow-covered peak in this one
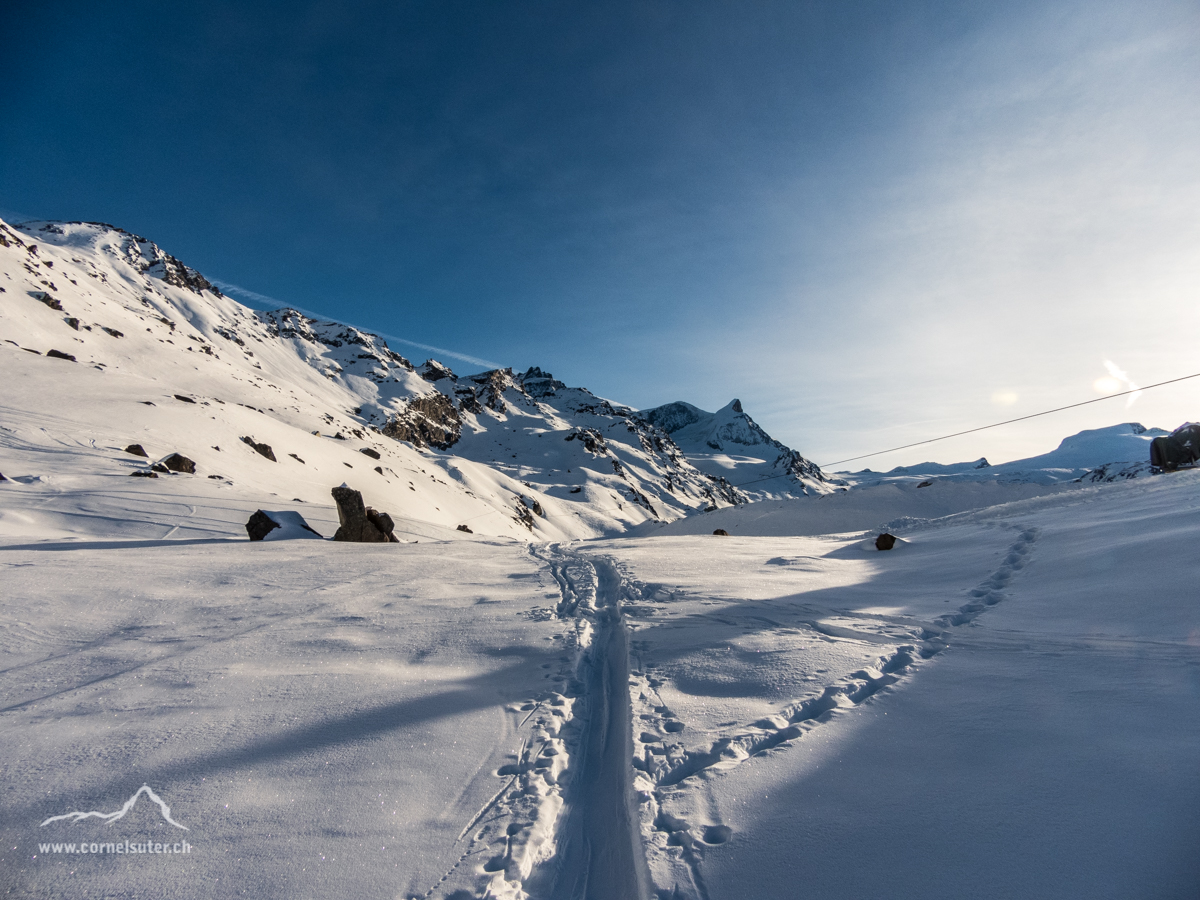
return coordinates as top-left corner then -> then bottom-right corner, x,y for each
18,220 -> 223,296
639,399 -> 827,495
0,215 -> 836,540
845,422 -> 1169,487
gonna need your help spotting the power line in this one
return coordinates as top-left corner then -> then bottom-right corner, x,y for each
443,370 -> 1200,525
819,371 -> 1200,469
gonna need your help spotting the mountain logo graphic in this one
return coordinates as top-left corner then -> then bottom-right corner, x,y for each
40,785 -> 188,830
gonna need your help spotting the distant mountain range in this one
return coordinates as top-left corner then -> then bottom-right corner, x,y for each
844,422 -> 1164,487
0,217 -> 830,540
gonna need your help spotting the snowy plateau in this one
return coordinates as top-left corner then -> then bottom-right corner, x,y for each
0,218 -> 1197,900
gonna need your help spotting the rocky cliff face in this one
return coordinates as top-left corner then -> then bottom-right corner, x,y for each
639,398 -> 828,495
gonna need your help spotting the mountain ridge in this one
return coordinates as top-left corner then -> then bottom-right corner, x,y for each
0,217 -> 830,542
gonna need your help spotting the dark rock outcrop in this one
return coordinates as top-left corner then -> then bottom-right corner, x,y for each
513,498 -> 535,530
46,349 -> 76,361
457,524 -> 473,533
360,447 -> 381,459
331,485 -> 399,543
875,533 -> 897,551
124,444 -> 149,457
418,359 -> 456,382
382,393 -> 462,450
129,470 -> 158,478
246,510 -> 281,541
174,394 -> 196,403
518,367 -> 567,398
467,368 -> 525,413
33,291 -> 63,311
241,436 -> 277,461
161,453 -> 196,474
245,509 -> 323,541
713,529 -> 729,536
564,428 -> 608,455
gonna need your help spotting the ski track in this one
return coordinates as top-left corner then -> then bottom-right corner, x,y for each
535,552 -> 652,900
409,543 -> 649,900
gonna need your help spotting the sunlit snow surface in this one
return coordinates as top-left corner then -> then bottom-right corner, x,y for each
2,218 -> 1198,899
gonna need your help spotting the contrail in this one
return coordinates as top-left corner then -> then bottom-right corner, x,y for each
211,279 -> 503,369
41,784 -> 188,830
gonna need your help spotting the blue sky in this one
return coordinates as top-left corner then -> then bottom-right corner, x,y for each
3,0 -> 1198,466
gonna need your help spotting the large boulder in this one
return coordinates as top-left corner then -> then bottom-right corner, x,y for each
875,533 -> 897,551
124,444 -> 149,457
246,510 -> 323,541
246,510 -> 280,541
331,485 -> 399,543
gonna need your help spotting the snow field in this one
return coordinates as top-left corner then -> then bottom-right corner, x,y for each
0,540 -> 600,899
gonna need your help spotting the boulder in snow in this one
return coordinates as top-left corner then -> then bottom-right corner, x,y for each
1150,423 -> 1200,471
246,509 -> 323,541
161,453 -> 196,474
46,349 -> 76,362
713,529 -> 729,536
32,291 -> 62,311
360,447 -> 381,459
875,533 -> 897,551
241,436 -> 277,461
124,443 -> 149,458
331,485 -> 398,543
457,524 -> 473,533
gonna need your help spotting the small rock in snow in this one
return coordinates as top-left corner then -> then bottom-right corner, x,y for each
161,453 -> 196,474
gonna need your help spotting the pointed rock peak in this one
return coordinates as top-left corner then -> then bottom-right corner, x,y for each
730,399 -> 743,414
418,359 -> 456,383
519,367 -> 567,398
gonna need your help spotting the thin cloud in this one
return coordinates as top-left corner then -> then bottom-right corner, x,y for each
211,279 -> 503,370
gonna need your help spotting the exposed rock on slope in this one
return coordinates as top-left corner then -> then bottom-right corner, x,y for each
639,398 -> 828,495
382,393 -> 463,450
0,216 -> 832,540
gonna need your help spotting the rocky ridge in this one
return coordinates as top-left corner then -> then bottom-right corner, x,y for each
0,217 -> 831,540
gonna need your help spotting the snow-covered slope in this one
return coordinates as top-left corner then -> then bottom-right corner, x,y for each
0,218 -> 829,542
844,422 -> 1167,487
639,398 -> 828,495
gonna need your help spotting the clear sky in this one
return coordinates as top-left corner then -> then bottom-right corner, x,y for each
3,1 -> 1198,467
